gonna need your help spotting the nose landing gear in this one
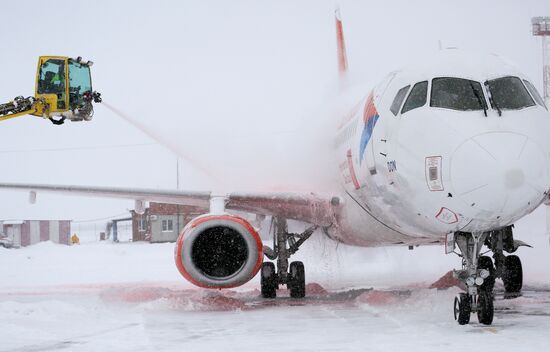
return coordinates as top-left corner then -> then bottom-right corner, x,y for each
450,226 -> 528,325
452,232 -> 495,325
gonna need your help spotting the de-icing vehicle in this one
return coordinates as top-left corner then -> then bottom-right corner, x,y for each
0,56 -> 101,125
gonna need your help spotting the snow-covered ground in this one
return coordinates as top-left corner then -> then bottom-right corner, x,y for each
1,207 -> 550,352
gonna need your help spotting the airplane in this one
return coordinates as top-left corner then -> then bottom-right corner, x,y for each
1,9 -> 549,326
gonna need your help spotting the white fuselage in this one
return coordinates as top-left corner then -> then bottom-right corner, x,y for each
328,51 -> 550,247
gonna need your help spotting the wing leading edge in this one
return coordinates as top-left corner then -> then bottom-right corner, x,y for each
0,182 -> 337,227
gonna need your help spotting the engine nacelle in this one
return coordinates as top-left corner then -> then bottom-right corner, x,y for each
174,214 -> 263,289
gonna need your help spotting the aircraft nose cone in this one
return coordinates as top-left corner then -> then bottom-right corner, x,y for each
504,168 -> 525,189
450,132 -> 548,215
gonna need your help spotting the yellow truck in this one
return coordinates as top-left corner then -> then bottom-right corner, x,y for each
0,56 -> 101,125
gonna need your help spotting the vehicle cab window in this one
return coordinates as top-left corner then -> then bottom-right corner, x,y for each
402,81 -> 428,114
37,59 -> 66,109
390,85 -> 410,115
68,61 -> 92,110
485,76 -> 535,110
523,79 -> 547,110
430,77 -> 487,112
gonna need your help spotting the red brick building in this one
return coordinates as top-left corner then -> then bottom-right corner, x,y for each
131,203 -> 204,243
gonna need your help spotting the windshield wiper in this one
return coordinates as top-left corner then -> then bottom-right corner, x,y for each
484,81 -> 502,116
470,82 -> 487,117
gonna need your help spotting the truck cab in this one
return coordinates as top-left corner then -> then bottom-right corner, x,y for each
35,56 -> 100,122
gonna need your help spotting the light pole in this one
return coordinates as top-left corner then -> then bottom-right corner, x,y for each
532,17 -> 550,104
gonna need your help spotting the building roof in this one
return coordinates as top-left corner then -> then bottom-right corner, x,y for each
1,219 -> 71,224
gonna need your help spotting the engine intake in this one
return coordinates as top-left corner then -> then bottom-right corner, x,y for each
174,214 -> 263,289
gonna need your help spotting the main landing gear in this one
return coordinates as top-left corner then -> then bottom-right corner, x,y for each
451,226 -> 528,325
261,217 -> 316,299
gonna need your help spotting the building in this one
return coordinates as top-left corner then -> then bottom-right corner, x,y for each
0,220 -> 71,247
131,203 -> 204,243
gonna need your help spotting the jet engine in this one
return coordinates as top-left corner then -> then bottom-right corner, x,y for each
174,214 -> 264,289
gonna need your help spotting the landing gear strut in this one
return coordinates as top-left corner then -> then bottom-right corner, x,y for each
261,217 -> 316,299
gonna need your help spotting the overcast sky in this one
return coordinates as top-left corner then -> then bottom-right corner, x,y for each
0,0 -> 547,225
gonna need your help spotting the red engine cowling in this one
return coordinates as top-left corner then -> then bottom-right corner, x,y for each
174,214 -> 263,289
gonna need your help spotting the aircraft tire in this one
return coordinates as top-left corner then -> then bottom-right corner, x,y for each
289,261 -> 306,298
477,291 -> 494,325
454,293 -> 471,325
503,255 -> 523,293
261,262 -> 277,298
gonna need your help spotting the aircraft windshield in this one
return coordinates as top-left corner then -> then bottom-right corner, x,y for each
523,79 -> 547,110
402,81 -> 428,114
430,77 -> 487,112
485,76 -> 535,110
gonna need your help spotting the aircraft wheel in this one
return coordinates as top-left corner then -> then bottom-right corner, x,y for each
503,255 -> 523,293
261,262 -> 277,298
477,291 -> 494,325
454,293 -> 471,325
478,255 -> 495,293
289,261 -> 306,298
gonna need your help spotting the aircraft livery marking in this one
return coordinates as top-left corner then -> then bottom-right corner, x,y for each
359,92 -> 379,164
347,149 -> 361,189
435,207 -> 458,224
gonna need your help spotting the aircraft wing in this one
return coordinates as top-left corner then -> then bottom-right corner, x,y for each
0,182 -> 336,227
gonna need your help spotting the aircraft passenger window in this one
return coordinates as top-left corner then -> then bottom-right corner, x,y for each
401,81 -> 428,114
485,76 -> 535,110
523,80 -> 547,110
390,85 -> 410,116
431,77 -> 487,111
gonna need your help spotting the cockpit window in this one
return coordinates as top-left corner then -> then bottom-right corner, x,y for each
485,76 -> 535,110
390,85 -> 410,116
523,79 -> 547,110
402,81 -> 428,114
431,77 -> 487,111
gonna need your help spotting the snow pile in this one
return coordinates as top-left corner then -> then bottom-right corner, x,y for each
0,241 -> 183,289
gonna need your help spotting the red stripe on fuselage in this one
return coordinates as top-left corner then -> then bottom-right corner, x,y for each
347,149 -> 361,190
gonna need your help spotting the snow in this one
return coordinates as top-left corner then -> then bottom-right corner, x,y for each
0,1 -> 549,350
1,208 -> 549,351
